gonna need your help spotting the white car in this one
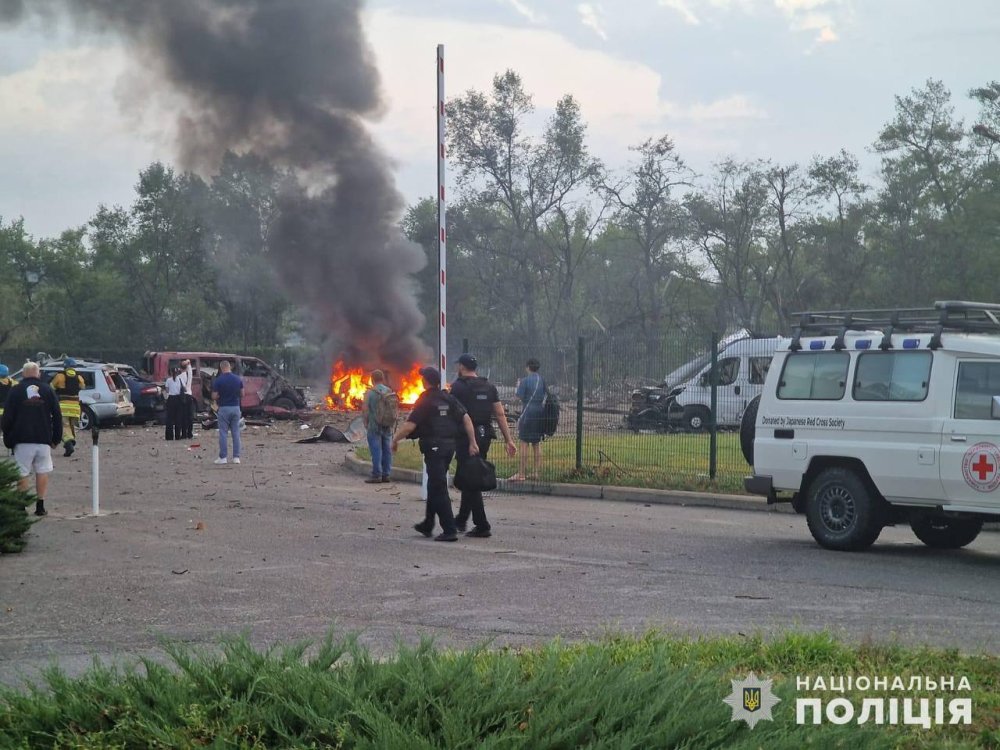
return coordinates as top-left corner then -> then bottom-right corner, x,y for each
744,301 -> 1000,551
36,362 -> 135,429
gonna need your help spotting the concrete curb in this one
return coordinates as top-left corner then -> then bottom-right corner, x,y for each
344,449 -> 795,514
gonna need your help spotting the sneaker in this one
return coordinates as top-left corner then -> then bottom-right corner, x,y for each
364,477 -> 382,484
455,519 -> 468,533
214,458 -> 228,465
413,522 -> 433,538
34,502 -> 47,517
435,532 -> 459,542
63,443 -> 74,458
381,475 -> 391,482
232,458 -> 241,464
466,528 -> 492,538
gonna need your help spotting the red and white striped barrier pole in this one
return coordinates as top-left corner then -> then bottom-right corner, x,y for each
437,43 -> 447,374
424,44 -> 448,500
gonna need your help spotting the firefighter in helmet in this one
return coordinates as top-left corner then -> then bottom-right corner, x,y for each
50,358 -> 86,457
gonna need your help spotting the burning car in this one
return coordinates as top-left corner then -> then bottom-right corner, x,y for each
323,361 -> 426,411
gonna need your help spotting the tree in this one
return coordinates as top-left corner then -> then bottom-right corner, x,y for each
598,136 -> 693,345
204,152 -> 289,348
90,163 -> 209,348
685,159 -> 771,331
0,218 -> 44,347
806,150 -> 872,308
448,71 -> 604,345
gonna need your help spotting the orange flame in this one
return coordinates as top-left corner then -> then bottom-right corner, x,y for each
324,361 -> 427,410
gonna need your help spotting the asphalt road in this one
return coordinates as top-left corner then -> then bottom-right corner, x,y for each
2,425 -> 1000,685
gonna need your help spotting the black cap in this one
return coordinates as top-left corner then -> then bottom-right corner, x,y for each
456,353 -> 478,370
418,366 -> 441,386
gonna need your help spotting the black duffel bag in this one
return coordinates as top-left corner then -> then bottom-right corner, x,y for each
454,455 -> 498,493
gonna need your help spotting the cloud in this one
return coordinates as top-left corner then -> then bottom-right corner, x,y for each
577,3 -> 608,40
500,0 -> 541,23
367,9 -> 765,162
659,0 -> 846,43
659,0 -> 701,25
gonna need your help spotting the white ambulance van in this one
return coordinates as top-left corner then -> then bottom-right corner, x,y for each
744,301 -> 1000,551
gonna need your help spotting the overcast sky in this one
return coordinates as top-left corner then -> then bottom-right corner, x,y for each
0,0 -> 995,239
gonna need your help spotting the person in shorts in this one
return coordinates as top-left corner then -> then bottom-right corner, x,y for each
1,362 -> 63,516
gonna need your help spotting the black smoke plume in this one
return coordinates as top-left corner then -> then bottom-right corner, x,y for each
0,0 -> 431,368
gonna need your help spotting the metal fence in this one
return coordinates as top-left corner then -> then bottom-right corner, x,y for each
460,334 -> 755,494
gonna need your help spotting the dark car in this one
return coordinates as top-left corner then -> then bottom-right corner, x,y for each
110,363 -> 167,424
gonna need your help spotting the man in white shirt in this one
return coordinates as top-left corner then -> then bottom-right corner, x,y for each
176,359 -> 194,439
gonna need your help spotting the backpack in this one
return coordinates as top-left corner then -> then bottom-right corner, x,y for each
541,388 -> 560,437
372,388 -> 399,429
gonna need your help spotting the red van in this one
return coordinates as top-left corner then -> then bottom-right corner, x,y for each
142,351 -> 307,414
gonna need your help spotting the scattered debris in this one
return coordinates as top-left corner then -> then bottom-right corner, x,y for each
171,569 -> 189,575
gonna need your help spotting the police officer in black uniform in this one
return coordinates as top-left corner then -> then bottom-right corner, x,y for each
392,366 -> 478,542
450,354 -> 517,537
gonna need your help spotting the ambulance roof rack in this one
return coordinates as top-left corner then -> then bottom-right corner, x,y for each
791,301 -> 1000,339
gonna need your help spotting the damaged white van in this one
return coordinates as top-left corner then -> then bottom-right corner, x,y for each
669,334 -> 782,430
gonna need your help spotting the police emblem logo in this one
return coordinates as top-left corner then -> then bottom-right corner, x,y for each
723,672 -> 780,729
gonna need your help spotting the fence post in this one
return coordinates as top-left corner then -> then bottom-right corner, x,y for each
576,336 -> 584,470
709,331 -> 718,480
462,338 -> 469,356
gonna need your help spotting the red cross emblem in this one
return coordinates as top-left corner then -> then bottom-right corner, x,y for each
962,443 -> 1000,492
972,454 -> 994,481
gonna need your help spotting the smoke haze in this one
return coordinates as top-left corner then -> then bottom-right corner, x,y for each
0,0 -> 431,368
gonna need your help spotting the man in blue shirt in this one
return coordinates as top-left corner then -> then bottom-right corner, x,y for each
211,360 -> 243,465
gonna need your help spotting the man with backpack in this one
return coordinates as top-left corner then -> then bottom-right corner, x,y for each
450,354 -> 516,538
363,369 -> 397,483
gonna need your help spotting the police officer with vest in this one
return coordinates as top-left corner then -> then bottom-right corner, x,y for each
450,353 -> 517,537
392,366 -> 478,542
49,358 -> 85,457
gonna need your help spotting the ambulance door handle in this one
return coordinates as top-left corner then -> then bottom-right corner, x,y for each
950,435 -> 967,443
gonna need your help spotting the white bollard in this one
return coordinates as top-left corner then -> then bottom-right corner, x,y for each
91,427 -> 100,515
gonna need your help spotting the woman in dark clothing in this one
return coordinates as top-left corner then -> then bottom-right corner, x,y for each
512,358 -> 545,480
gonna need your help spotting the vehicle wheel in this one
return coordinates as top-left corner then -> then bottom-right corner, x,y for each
682,405 -> 711,432
909,515 -> 982,549
78,406 -> 96,432
740,395 -> 760,467
805,467 -> 885,551
271,396 -> 296,411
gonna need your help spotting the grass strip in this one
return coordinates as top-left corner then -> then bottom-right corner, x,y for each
1,631 -> 996,748
361,433 -> 749,493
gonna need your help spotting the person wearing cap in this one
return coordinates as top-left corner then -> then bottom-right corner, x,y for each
2,361 -> 62,516
450,353 -> 516,537
391,366 -> 478,542
49,358 -> 86,457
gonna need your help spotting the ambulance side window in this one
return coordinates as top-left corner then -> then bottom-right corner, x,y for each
777,352 -> 849,400
853,352 -> 932,402
955,362 -> 1000,419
